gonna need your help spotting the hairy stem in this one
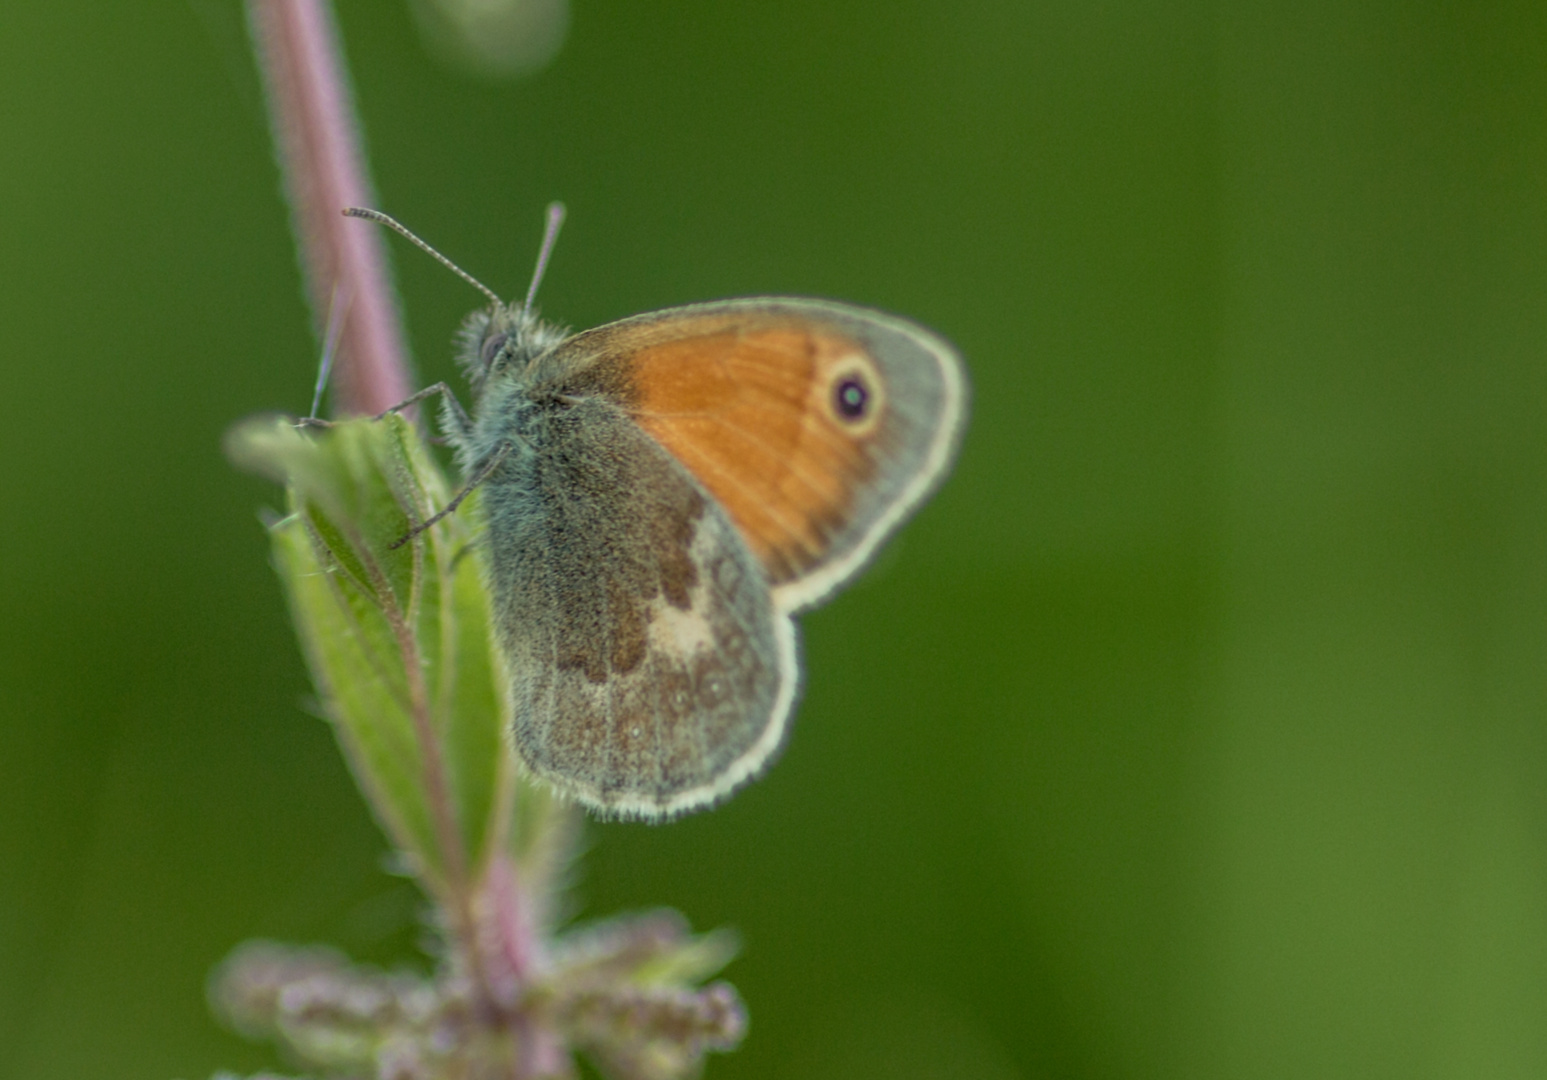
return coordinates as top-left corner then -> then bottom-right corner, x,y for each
246,0 -> 415,415
246,0 -> 551,1042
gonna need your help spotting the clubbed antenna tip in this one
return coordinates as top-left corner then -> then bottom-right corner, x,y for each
524,201 -> 567,313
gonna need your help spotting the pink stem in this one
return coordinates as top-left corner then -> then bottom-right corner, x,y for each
486,856 -> 567,1077
247,0 -> 415,416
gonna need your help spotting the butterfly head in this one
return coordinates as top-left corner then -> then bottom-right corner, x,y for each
456,302 -> 570,396
343,203 -> 572,398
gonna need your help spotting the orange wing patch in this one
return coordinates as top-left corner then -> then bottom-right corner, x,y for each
621,321 -> 886,586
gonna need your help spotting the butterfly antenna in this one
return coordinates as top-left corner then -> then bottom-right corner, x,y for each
343,207 -> 504,308
309,282 -> 350,418
523,201 -> 567,314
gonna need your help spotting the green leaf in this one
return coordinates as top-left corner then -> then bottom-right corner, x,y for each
228,414 -> 517,894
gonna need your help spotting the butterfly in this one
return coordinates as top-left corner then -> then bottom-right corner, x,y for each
350,206 -> 968,820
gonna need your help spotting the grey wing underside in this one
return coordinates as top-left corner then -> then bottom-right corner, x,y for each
482,399 -> 798,819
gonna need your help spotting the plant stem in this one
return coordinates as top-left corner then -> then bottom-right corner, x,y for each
355,533 -> 498,1012
246,0 -> 415,415
245,0 -> 554,1047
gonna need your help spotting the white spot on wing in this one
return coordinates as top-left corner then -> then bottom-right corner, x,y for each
650,601 -> 715,657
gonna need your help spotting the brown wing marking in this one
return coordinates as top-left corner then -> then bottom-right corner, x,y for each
620,323 -> 885,586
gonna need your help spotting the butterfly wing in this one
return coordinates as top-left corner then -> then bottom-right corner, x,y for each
536,298 -> 969,612
481,393 -> 797,820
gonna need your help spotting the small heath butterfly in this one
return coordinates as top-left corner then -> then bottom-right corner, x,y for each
348,206 -> 968,820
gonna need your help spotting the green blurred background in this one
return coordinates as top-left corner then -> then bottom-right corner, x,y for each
4,1 -> 1547,1077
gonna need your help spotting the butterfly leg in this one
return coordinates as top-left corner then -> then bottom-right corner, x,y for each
294,383 -> 474,444
388,440 -> 515,550
372,381 -> 475,447
446,537 -> 483,573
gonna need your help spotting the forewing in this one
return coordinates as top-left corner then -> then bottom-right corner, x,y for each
538,298 -> 968,612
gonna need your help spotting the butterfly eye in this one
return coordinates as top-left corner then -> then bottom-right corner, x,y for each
480,331 -> 509,369
833,375 -> 870,421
